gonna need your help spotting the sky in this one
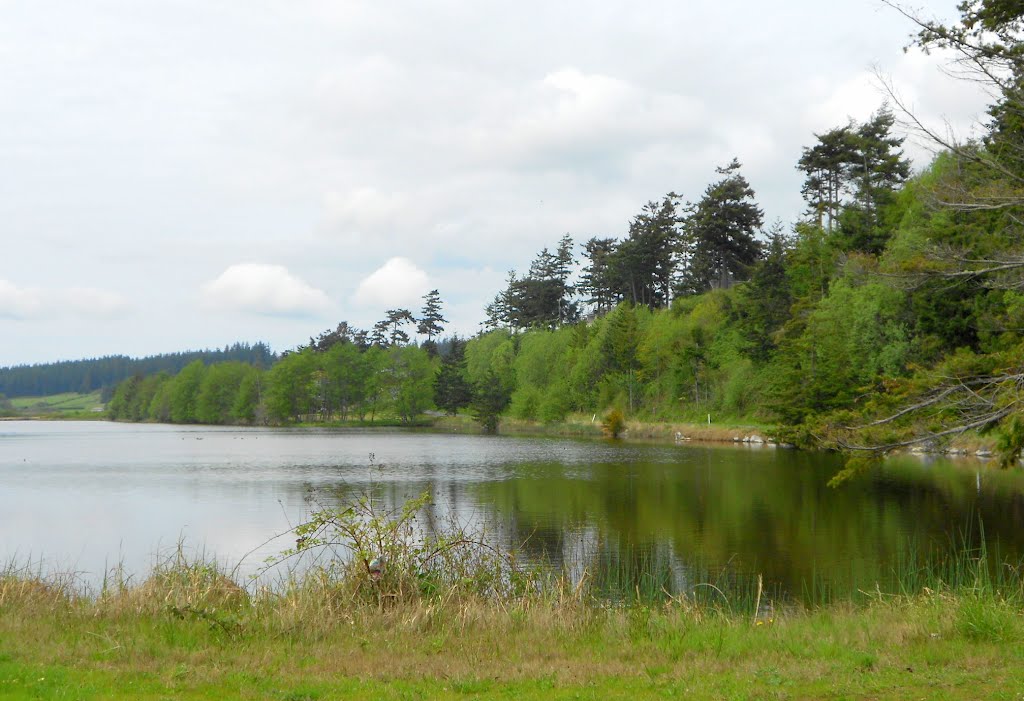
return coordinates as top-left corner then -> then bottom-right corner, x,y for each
0,0 -> 993,368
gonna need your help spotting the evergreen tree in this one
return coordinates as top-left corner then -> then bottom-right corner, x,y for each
384,309 -> 415,346
837,107 -> 912,254
609,195 -> 679,309
797,109 -> 910,255
579,237 -> 619,314
309,321 -> 359,352
417,290 -> 448,342
369,320 -> 390,347
472,369 -> 512,434
797,125 -> 856,234
732,223 -> 793,361
483,271 -> 517,331
491,236 -> 579,329
434,337 -> 473,415
678,160 -> 763,294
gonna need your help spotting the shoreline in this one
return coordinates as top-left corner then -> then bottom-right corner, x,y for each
431,413 -> 1005,461
4,410 -> 1007,461
2,561 -> 1022,700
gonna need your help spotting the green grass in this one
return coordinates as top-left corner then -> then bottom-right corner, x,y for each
1,576 -> 1022,700
7,391 -> 104,414
2,526 -> 1023,701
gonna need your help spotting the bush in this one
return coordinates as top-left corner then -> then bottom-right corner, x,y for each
276,487 -> 531,606
602,409 -> 626,438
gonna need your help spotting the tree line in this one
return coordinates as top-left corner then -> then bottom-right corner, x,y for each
106,291 -> 469,426
0,343 -> 275,399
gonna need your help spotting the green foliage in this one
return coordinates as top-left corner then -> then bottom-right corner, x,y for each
385,345 -> 437,423
416,289 -> 447,342
194,362 -> 253,425
767,265 -> 912,424
995,414 -> 1024,468
472,369 -> 513,434
231,370 -> 264,424
731,228 -> 792,361
433,337 -> 473,416
464,330 -> 514,388
169,361 -> 206,424
678,159 -> 763,294
508,327 -> 574,421
321,342 -> 367,420
264,350 -> 317,423
485,236 -> 578,329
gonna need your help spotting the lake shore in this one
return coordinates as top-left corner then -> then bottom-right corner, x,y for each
431,413 -> 1004,459
432,413 -> 777,443
3,572 -> 1022,700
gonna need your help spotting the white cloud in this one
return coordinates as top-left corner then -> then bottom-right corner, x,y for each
0,279 -> 130,321
352,258 -> 430,310
468,67 -> 705,173
200,263 -> 331,317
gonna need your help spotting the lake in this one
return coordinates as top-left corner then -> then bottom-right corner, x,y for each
2,420 -> 1023,602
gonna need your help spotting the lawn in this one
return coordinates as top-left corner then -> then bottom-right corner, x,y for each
7,391 -> 104,414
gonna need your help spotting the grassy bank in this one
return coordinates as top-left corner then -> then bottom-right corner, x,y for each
431,413 -> 776,445
2,391 -> 105,420
430,413 -> 1011,461
4,488 -> 1023,701
2,567 -> 1023,700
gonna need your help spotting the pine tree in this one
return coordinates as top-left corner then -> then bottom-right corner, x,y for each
732,223 -> 793,361
608,194 -> 680,309
580,237 -> 619,314
678,160 -> 763,294
797,125 -> 856,234
417,290 -> 448,342
434,337 -> 473,415
797,108 -> 910,255
384,309 -> 415,346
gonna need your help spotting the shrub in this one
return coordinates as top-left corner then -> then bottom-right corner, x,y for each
602,409 -> 626,438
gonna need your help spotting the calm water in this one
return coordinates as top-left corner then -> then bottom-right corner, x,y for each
2,420 -> 1023,600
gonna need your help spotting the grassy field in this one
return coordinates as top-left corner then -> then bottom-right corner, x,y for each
6,391 -> 104,416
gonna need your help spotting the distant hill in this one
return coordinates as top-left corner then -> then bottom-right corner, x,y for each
0,343 -> 277,398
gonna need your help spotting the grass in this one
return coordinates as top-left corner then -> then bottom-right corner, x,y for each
1,566 -> 1022,700
431,412 -> 776,445
2,513 -> 1023,700
5,391 -> 104,417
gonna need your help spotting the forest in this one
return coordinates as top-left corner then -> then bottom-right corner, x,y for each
0,343 -> 275,399
102,2 -> 1024,470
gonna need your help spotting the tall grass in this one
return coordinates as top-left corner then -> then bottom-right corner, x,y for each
3,502 -> 1021,637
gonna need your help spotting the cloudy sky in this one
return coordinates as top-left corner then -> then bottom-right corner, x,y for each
0,0 -> 991,367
